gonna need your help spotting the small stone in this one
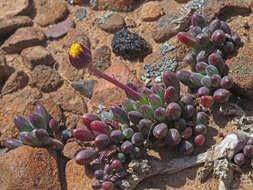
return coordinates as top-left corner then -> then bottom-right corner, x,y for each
141,2 -> 164,21
93,45 -> 111,71
1,71 -> 29,95
0,16 -> 33,40
91,63 -> 140,109
160,42 -> 175,55
154,76 -> 162,83
152,7 -> 195,42
0,146 -> 61,190
46,19 -> 74,39
0,0 -> 32,19
1,27 -> 45,54
63,141 -> 82,159
30,65 -> 63,93
97,12 -> 125,33
34,0 -> 69,27
21,46 -> 54,70
75,8 -> 86,20
71,80 -> 97,98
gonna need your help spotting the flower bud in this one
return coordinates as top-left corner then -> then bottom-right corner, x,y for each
148,93 -> 162,110
151,85 -> 165,104
213,88 -> 231,103
90,121 -> 110,134
19,131 -> 36,146
128,111 -> 143,125
49,119 -> 59,132
35,104 -> 49,125
28,114 -> 47,130
191,14 -> 206,27
176,70 -> 196,88
75,149 -> 98,165
153,123 -> 168,139
73,127 -> 95,141
190,73 -> 204,87
166,102 -> 182,121
163,72 -> 180,94
32,129 -> 51,146
140,104 -> 154,119
177,32 -> 197,47
220,76 -> 233,89
69,43 -> 92,70
210,74 -> 221,88
195,62 -> 208,75
200,96 -> 214,108
167,128 -> 181,146
154,107 -> 167,122
4,139 -> 23,149
122,99 -> 136,112
137,119 -> 152,136
82,113 -> 101,127
14,116 -> 34,132
111,106 -> 129,124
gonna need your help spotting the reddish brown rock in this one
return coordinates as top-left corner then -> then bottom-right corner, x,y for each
62,141 -> 82,159
1,27 -> 46,54
21,46 -> 54,70
227,42 -> 253,100
1,70 -> 29,95
66,159 -> 94,190
0,16 -> 33,40
46,19 -> 74,39
141,2 -> 164,21
49,87 -> 87,115
0,146 -> 61,190
64,112 -> 81,130
93,45 -> 111,71
93,0 -> 136,11
34,0 -> 69,27
0,86 -> 62,142
97,13 -> 125,33
201,0 -> 251,21
74,0 -> 89,4
0,0 -> 32,19
60,25 -> 90,49
30,65 -> 63,93
91,63 -> 141,109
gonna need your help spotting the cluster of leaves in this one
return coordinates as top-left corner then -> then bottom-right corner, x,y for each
177,14 -> 241,108
4,104 -> 60,149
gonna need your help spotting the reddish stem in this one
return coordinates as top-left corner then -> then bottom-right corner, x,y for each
88,65 -> 142,100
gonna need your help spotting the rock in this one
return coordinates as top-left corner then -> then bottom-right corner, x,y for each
58,55 -> 85,82
141,2 -> 164,21
97,13 -> 125,33
74,0 -> 88,4
75,8 -> 86,20
66,159 -> 94,190
0,86 -> 62,142
63,141 -> 82,159
227,43 -> 253,100
0,0 -> 32,19
61,25 -> 90,49
64,112 -> 81,130
71,80 -> 97,99
201,0 -> 251,21
0,16 -> 33,40
91,63 -> 140,109
46,19 -> 74,39
21,46 -> 54,70
1,71 -> 29,95
0,53 -> 11,87
1,27 -> 45,54
0,146 -> 61,190
30,65 -> 63,93
0,148 -> 8,158
92,0 -> 136,12
93,45 -> 111,71
49,87 -> 87,115
152,7 -> 195,42
125,17 -> 136,28
34,0 -> 68,27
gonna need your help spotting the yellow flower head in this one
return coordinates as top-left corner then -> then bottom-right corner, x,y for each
69,43 -> 84,58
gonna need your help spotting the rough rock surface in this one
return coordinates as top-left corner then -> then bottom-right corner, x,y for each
0,146 -> 61,190
92,0 -> 136,12
141,2 -> 164,21
29,65 -> 63,93
152,6 -> 195,42
0,86 -> 62,142
0,0 -> 32,19
66,159 -> 94,190
93,45 -> 111,71
0,16 -> 33,40
1,27 -> 46,54
91,63 -> 140,109
98,13 -> 125,33
0,53 -> 11,87
62,141 -> 82,159
71,80 -> 97,99
21,46 -> 54,70
201,0 -> 252,21
1,70 -> 29,95
34,0 -> 69,27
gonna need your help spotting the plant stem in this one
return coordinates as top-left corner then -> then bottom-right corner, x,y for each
88,65 -> 142,100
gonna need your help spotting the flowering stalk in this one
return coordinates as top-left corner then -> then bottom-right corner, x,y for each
69,43 -> 142,100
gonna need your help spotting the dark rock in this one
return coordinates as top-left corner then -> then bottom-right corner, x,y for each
30,65 -> 63,93
46,19 -> 75,39
0,16 -> 33,40
71,80 -> 97,98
